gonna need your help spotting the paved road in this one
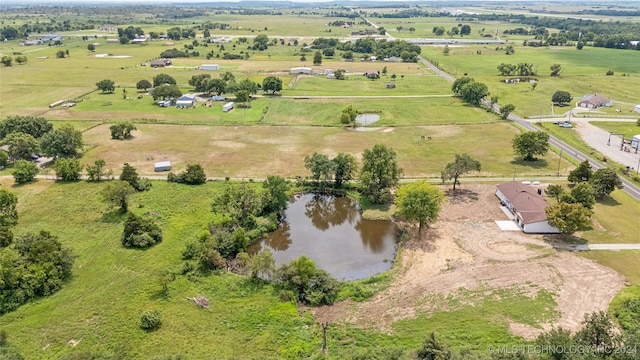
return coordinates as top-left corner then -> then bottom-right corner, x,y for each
575,244 -> 640,251
417,55 -> 640,201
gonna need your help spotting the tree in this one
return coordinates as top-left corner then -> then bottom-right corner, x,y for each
568,182 -> 596,210
550,63 -> 562,77
591,167 -> 623,200
500,104 -> 516,120
313,51 -> 323,66
14,55 -> 27,65
136,79 -> 152,91
340,105 -> 357,126
360,144 -> 402,203
109,122 -> 137,140
247,249 -> 276,280
460,25 -> 471,35
188,74 -> 211,92
442,44 -> 450,55
151,84 -> 182,101
3,132 -> 39,160
332,153 -> 357,188
0,151 -> 7,168
152,73 -> 177,87
545,202 -> 592,234
416,332 -> 451,360
460,81 -> 489,105
119,36 -> 130,44
505,45 -> 515,55
122,212 -> 163,248
442,153 -> 481,191
497,63 -> 517,76
275,255 -> 338,306
254,34 -> 269,49
262,175 -> 289,214
0,227 -> 14,248
512,131 -> 550,161
86,159 -> 109,181
537,327 -> 575,360
235,89 -> 250,104
568,160 -> 593,183
140,310 -> 162,330
40,125 -> 83,158
552,91 -> 572,106
0,115 -> 53,139
212,181 -> 262,227
262,76 -> 283,94
451,77 -> 473,94
545,184 -> 565,201
304,153 -> 334,184
576,42 -> 584,50
395,181 -> 444,235
54,158 -> 83,181
12,160 -> 39,184
0,189 -> 18,226
102,180 -> 135,212
205,78 -> 227,96
168,163 -> 207,185
120,163 -> 144,190
87,43 -> 95,52
96,79 -> 115,94
575,311 -> 619,354
1,56 -> 12,67
55,50 -> 66,58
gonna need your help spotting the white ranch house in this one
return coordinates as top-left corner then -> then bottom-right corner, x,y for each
495,182 -> 560,234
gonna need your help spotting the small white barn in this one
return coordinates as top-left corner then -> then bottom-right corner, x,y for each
495,182 -> 560,234
200,64 -> 220,71
223,102 -> 235,112
106,38 -> 119,44
154,161 -> 171,172
634,104 -> 640,114
631,135 -> 640,150
176,95 -> 196,108
290,67 -> 312,75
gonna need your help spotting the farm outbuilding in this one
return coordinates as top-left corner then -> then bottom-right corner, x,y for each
154,161 -> 171,172
634,105 -> 640,114
150,59 -> 172,67
495,182 -> 560,234
176,95 -> 196,108
200,64 -> 220,71
223,102 -> 235,112
290,67 -> 312,75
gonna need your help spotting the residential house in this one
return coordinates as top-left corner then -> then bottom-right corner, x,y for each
495,182 -> 560,234
578,94 -> 613,109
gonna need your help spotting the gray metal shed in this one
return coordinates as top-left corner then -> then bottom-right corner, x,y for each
154,161 -> 172,172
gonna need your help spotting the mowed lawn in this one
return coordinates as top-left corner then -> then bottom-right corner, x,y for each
81,122 -> 573,178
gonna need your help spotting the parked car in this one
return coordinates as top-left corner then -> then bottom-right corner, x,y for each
559,122 -> 573,128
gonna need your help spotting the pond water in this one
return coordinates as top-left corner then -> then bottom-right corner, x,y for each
248,193 -> 398,280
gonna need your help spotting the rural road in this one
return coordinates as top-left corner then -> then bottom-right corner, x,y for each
575,244 -> 640,251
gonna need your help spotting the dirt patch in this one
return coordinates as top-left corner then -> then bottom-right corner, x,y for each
310,185 -> 625,339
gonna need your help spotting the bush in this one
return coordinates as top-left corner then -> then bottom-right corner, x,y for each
275,255 -> 339,306
12,160 -> 39,184
54,158 -> 83,181
167,164 -> 206,185
140,309 -> 162,330
122,212 -> 162,248
606,70 -> 614,76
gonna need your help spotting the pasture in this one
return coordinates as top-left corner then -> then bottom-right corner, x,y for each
80,122 -> 573,178
423,45 -> 640,117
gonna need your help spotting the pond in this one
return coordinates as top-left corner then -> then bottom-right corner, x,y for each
248,193 -> 398,280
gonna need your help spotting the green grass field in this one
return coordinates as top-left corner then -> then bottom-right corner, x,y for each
80,122 -> 573,178
0,179 -> 558,358
591,122 -> 640,139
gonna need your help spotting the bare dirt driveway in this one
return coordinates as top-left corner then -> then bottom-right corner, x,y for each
312,185 -> 626,339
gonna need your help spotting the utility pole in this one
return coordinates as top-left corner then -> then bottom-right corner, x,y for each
557,149 -> 563,176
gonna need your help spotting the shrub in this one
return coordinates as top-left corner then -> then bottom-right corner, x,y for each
122,212 -> 162,248
167,164 -> 206,185
140,309 -> 162,330
606,70 -> 614,76
12,160 -> 39,184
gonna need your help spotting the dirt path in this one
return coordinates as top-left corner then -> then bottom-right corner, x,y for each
311,185 -> 626,338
